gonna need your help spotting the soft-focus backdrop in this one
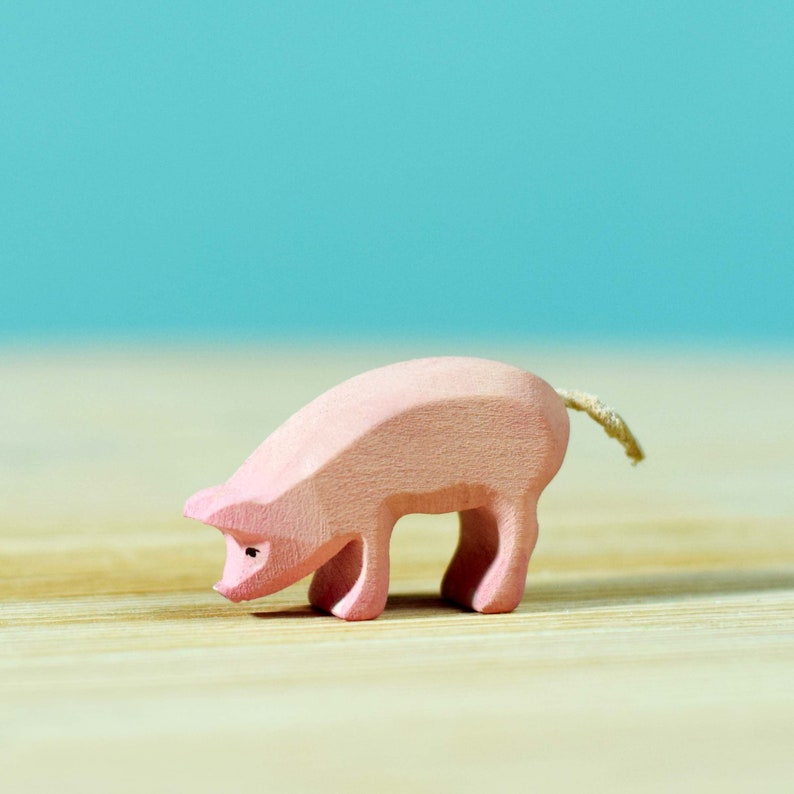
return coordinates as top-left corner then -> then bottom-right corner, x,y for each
2,1 -> 792,345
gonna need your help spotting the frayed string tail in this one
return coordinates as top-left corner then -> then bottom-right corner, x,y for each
555,388 -> 645,465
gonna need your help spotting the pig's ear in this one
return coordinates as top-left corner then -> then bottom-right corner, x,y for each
183,485 -> 223,523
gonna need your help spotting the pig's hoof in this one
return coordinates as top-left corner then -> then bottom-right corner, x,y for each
311,597 -> 384,621
330,602 -> 384,621
311,589 -> 386,621
470,588 -> 523,614
440,582 -> 476,612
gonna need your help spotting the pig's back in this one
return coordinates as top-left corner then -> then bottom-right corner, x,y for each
231,357 -> 568,501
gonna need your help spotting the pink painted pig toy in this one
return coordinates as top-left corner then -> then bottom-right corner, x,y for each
184,357 -> 643,620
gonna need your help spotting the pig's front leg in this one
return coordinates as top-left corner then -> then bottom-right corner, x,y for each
308,527 -> 391,621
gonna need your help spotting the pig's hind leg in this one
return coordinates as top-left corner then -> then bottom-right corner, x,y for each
442,497 -> 537,614
308,523 -> 391,621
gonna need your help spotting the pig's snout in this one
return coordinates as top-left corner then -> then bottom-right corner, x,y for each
213,534 -> 271,602
213,580 -> 244,602
213,575 -> 264,603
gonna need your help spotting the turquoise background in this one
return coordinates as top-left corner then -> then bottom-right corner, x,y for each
2,2 -> 792,344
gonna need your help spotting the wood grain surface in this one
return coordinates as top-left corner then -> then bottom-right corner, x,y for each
2,343 -> 793,793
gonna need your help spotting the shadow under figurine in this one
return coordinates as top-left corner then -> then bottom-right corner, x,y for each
184,356 -> 643,620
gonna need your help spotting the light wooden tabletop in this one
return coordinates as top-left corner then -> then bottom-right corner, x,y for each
2,343 -> 793,793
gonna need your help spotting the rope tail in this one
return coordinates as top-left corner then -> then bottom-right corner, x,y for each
555,389 -> 645,465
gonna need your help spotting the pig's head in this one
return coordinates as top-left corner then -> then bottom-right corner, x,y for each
184,482 -> 338,603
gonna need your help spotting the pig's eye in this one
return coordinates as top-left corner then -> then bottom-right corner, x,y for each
245,547 -> 260,558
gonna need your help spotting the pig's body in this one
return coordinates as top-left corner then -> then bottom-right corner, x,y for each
185,357 -> 571,620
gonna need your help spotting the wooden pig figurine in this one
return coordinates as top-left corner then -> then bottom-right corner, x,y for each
184,357 -> 643,620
